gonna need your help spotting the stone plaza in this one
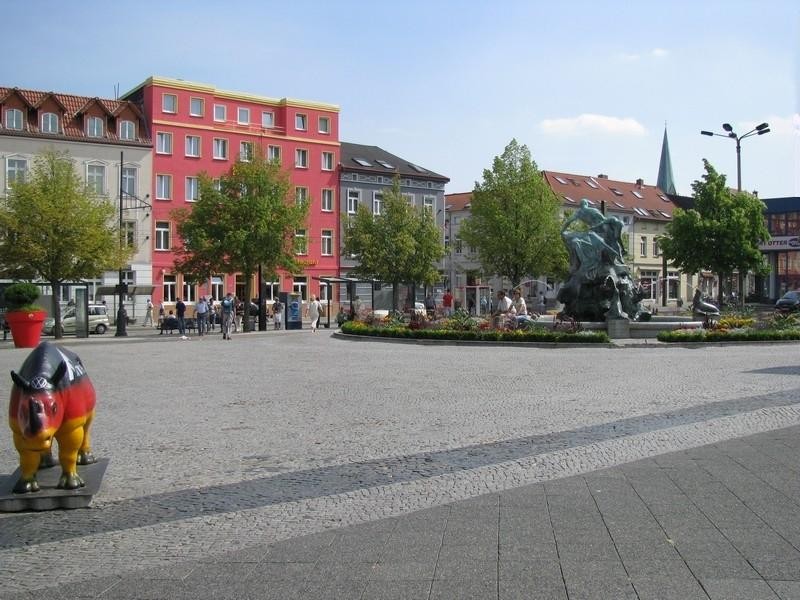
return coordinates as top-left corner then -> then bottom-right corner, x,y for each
1,330 -> 800,599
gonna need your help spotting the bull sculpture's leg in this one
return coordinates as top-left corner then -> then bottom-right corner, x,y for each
12,432 -> 42,493
55,424 -> 86,490
40,446 -> 57,469
77,412 -> 96,465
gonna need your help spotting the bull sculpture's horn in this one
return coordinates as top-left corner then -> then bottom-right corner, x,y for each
48,361 -> 67,387
10,371 -> 28,390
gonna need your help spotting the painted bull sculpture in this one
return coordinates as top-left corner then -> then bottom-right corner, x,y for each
8,342 -> 96,493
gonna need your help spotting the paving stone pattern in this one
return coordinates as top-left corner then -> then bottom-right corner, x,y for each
0,333 -> 799,598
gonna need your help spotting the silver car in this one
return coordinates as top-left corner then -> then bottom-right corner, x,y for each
43,304 -> 110,335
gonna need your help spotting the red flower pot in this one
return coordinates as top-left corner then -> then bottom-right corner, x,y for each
5,310 -> 46,348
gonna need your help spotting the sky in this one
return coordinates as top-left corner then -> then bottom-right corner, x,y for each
2,0 -> 798,198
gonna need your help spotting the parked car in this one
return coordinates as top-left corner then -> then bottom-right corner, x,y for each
43,304 -> 110,335
775,290 -> 800,313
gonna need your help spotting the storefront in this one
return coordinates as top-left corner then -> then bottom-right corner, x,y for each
761,198 -> 800,300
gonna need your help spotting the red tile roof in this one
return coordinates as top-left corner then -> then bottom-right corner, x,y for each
0,86 -> 150,145
444,192 -> 472,211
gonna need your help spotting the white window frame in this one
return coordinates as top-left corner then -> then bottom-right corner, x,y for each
295,229 -> 308,255
262,111 -> 274,128
122,220 -> 136,248
213,104 -> 226,122
121,166 -> 137,197
185,176 -> 199,202
237,107 -> 250,125
652,239 -> 660,257
318,116 -> 330,134
5,108 -> 23,130
41,112 -> 58,134
86,116 -> 104,138
156,131 -> 172,154
162,274 -> 176,302
268,145 -> 281,163
295,113 -> 307,131
347,189 -> 360,214
295,148 -> 308,168
156,174 -> 172,200
240,141 -> 253,162
5,156 -> 27,188
162,94 -> 177,114
293,276 -> 308,301
119,120 -> 135,140
321,230 -> 333,256
213,138 -> 228,160
372,191 -> 383,216
155,222 -> 171,251
295,187 -> 308,205
321,151 -> 334,171
403,193 -> 415,206
86,163 -> 105,195
423,195 -> 435,212
211,275 -> 224,301
185,135 -> 201,157
182,280 -> 196,303
640,236 -> 647,257
321,188 -> 333,212
189,97 -> 204,117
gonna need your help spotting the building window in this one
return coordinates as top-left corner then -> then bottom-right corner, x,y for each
652,239 -> 660,257
5,158 -> 27,187
189,97 -> 204,117
87,164 -> 105,195
264,280 -> 279,301
321,188 -> 333,212
211,275 -> 224,301
156,174 -> 172,200
347,189 -> 360,214
240,141 -> 253,162
295,229 -> 307,255
121,167 -> 137,197
155,222 -> 170,251
186,176 -> 199,202
640,236 -> 647,257
295,148 -> 308,168
122,220 -> 135,248
162,94 -> 177,114
321,151 -> 334,171
182,280 -> 196,302
185,135 -> 201,157
163,274 -> 176,302
640,270 -> 658,300
213,138 -> 228,160
237,107 -> 250,125
295,113 -> 307,131
373,191 -> 383,215
212,178 -> 221,191
268,145 -> 281,163
119,120 -> 135,140
213,104 -> 226,122
86,116 -> 104,138
262,111 -> 274,128
318,116 -> 330,134
423,195 -> 435,212
321,230 -> 333,255
41,112 -> 59,134
403,193 -> 415,206
5,108 -> 23,130
293,276 -> 308,301
295,187 -> 308,205
156,132 -> 172,154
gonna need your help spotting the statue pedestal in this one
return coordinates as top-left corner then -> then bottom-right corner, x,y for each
606,319 -> 630,339
0,458 -> 108,512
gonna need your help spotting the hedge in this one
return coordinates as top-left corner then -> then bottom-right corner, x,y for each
657,329 -> 800,343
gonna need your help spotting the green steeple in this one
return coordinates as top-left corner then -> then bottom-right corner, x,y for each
657,126 -> 676,195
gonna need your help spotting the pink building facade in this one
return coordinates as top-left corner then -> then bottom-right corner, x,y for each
123,76 -> 340,309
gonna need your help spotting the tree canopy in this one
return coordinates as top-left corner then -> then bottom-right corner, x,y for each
0,150 -> 128,337
459,139 -> 567,288
659,159 -> 769,304
343,177 -> 444,309
172,150 -> 307,330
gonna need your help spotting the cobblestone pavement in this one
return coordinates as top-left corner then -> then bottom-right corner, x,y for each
0,331 -> 799,598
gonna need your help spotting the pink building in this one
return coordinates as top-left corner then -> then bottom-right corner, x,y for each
123,76 -> 340,308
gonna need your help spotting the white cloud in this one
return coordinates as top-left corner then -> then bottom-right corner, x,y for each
617,48 -> 668,61
651,48 -> 669,58
740,115 -> 798,136
618,52 -> 640,62
539,114 -> 648,137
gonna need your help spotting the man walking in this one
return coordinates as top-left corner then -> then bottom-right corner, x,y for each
175,297 -> 186,335
195,296 -> 209,336
143,298 -> 154,327
220,292 -> 235,340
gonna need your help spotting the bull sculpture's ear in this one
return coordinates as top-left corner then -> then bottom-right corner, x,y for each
10,371 -> 28,390
49,361 -> 68,387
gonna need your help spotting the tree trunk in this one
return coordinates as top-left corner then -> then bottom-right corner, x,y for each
50,280 -> 63,339
392,281 -> 400,312
242,272 -> 253,332
716,272 -> 726,307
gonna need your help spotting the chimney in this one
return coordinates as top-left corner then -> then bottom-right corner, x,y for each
753,190 -> 758,198
636,178 -> 644,188
597,174 -> 608,179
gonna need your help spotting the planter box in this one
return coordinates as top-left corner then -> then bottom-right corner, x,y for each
5,310 -> 46,348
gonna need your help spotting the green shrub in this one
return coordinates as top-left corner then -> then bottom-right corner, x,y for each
658,328 -> 800,343
3,282 -> 41,311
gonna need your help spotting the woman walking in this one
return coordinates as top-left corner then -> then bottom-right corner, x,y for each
308,294 -> 322,333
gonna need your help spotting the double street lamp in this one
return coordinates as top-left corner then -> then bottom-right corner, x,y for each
700,122 -> 770,192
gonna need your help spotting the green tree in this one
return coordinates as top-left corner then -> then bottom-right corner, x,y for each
172,150 -> 307,331
0,150 -> 128,338
659,160 -> 769,305
343,177 -> 444,310
459,139 -> 567,288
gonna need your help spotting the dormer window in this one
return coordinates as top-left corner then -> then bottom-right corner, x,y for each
119,120 -> 135,140
41,112 -> 59,134
86,116 -> 104,138
5,108 -> 23,130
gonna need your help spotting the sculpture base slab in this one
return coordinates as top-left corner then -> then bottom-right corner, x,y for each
606,319 -> 630,339
0,458 -> 108,512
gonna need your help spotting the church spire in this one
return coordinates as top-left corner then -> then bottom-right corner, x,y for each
657,125 -> 677,195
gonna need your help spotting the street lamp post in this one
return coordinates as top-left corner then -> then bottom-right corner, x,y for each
700,122 -> 770,305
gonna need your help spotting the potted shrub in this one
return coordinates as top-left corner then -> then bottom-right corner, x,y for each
3,282 -> 46,348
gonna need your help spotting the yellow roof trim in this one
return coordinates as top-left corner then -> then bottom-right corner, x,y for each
123,76 -> 340,112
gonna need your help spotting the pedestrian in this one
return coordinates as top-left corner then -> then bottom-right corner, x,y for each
143,297 -> 154,327
220,292 -> 235,340
307,294 -> 322,333
424,293 -> 435,317
537,292 -> 547,315
272,297 -> 283,330
195,296 -> 209,336
175,297 -> 186,335
158,302 -> 165,328
442,288 -> 453,316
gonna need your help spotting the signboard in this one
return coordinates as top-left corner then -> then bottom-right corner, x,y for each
760,236 -> 800,251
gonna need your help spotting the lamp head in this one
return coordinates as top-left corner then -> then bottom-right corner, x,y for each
700,130 -> 713,136
722,123 -> 733,132
756,122 -> 769,131
757,128 -> 770,135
